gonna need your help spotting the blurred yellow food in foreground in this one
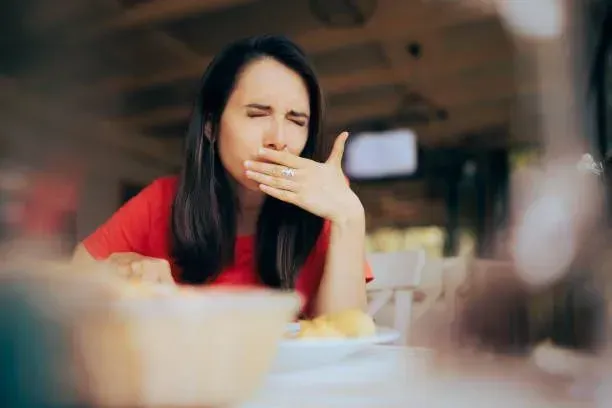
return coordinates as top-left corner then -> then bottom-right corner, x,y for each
296,309 -> 376,339
297,319 -> 345,338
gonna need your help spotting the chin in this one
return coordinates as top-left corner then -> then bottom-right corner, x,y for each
237,177 -> 261,192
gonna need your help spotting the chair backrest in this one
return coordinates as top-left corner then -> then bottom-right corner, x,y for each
366,249 -> 426,344
366,250 -> 425,291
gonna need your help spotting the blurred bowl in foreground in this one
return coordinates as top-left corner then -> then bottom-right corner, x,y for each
76,287 -> 301,407
0,264 -> 301,407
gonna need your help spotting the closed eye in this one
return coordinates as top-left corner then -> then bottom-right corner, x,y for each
290,119 -> 307,127
288,110 -> 309,128
245,103 -> 271,118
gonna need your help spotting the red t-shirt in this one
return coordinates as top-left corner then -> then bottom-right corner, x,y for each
82,176 -> 372,315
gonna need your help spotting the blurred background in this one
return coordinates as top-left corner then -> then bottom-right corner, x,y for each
1,0 -> 612,362
3,0 -> 612,405
0,0 -> 608,258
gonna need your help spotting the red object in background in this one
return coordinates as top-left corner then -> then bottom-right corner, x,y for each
19,157 -> 83,242
22,174 -> 79,235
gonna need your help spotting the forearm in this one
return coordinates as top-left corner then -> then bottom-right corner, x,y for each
316,207 -> 368,315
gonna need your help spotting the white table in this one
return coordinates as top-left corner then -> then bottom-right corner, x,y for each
242,346 -> 585,408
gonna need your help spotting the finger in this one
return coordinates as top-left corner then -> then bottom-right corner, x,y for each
257,148 -> 311,169
259,183 -> 299,204
108,253 -> 137,266
157,270 -> 175,284
246,170 -> 299,192
137,260 -> 160,283
244,160 -> 296,178
326,131 -> 349,166
141,267 -> 162,283
130,261 -> 144,279
147,259 -> 175,284
114,263 -> 132,278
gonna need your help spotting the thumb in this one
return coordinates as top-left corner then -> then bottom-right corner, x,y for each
326,131 -> 349,166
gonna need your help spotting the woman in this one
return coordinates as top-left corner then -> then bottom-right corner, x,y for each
73,35 -> 371,317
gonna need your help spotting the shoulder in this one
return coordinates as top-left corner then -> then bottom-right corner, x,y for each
122,175 -> 179,226
131,175 -> 179,207
81,175 -> 178,259
147,175 -> 179,197
141,175 -> 179,221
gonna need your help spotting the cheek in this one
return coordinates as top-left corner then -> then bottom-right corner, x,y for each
217,116 -> 263,173
287,127 -> 309,155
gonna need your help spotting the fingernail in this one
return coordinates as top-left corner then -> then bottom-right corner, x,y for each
258,147 -> 266,155
244,160 -> 252,168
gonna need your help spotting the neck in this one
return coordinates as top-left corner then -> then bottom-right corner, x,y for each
236,186 -> 264,236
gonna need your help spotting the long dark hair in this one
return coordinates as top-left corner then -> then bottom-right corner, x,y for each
171,35 -> 326,289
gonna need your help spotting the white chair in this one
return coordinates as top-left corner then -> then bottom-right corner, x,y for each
366,249 -> 426,344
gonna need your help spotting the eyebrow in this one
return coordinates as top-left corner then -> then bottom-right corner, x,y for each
245,103 -> 309,120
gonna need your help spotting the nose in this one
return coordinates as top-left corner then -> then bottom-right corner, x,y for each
262,121 -> 287,151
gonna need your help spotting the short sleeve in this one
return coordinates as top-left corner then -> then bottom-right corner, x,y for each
81,179 -> 163,260
365,260 -> 374,282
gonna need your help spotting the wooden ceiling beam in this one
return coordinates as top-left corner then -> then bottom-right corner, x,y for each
114,48 -> 516,129
102,0 -> 257,32
117,91 -> 516,132
115,80 -> 524,132
428,74 -> 542,108
124,98 -> 516,147
120,106 -> 192,128
118,72 -> 528,131
86,0 -> 498,96
327,98 -> 403,128
297,0 -> 496,54
0,77 -> 183,168
100,41 -> 511,103
327,96 -> 512,129
322,101 -> 515,148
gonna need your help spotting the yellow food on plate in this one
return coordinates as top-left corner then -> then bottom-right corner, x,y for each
294,308 -> 376,339
296,318 -> 345,339
322,309 -> 377,338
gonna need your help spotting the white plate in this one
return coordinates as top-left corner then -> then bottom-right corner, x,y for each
270,325 -> 400,372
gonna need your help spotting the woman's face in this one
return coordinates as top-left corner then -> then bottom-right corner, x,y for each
217,57 -> 311,191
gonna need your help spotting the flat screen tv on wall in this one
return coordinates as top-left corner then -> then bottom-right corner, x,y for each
343,129 -> 420,182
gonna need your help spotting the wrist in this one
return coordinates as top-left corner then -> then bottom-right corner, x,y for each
330,195 -> 365,228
